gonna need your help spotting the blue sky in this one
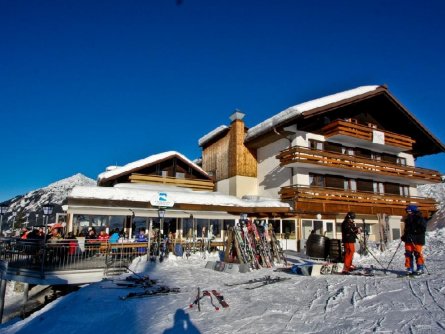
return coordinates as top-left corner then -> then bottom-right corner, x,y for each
1,0 -> 445,202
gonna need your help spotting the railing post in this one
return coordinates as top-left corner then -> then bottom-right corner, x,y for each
40,240 -> 46,279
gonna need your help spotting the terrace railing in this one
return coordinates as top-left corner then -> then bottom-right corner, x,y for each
0,238 -> 150,284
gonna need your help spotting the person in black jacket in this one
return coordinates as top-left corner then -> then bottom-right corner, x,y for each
401,204 -> 427,275
341,212 -> 361,274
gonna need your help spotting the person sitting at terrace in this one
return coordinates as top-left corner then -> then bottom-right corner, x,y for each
98,230 -> 110,241
109,228 -> 121,243
86,227 -> 97,240
48,227 -> 62,242
62,232 -> 79,256
20,227 -> 30,239
134,229 -> 148,254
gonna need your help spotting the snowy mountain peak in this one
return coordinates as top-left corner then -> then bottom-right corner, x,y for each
1,173 -> 96,230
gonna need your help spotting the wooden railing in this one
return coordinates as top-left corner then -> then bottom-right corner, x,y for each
321,119 -> 415,150
277,146 -> 442,183
279,185 -> 438,217
129,174 -> 215,191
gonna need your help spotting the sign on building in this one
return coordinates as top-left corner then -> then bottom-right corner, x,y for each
150,192 -> 175,208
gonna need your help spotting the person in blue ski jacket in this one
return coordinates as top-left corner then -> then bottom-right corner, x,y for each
401,204 -> 427,275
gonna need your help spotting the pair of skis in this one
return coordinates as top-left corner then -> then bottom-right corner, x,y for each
189,288 -> 229,311
226,275 -> 290,289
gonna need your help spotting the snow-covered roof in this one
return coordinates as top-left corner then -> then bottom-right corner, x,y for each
70,183 -> 289,209
198,125 -> 229,147
97,151 -> 208,182
245,85 -> 380,142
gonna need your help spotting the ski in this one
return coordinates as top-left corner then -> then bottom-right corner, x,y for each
245,276 -> 291,290
225,275 -> 277,286
203,290 -> 220,311
211,290 -> 229,308
334,271 -> 375,277
120,286 -> 180,300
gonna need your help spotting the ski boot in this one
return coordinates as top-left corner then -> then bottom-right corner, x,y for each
415,265 -> 424,275
406,267 -> 414,276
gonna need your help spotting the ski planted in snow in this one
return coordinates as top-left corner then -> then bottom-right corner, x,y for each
211,290 -> 229,308
188,289 -> 220,311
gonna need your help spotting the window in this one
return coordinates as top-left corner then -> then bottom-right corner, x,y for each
310,174 -> 324,187
324,142 -> 342,153
269,219 -> 281,234
325,175 -> 344,189
400,185 -> 410,197
354,148 -> 373,159
392,228 -> 401,240
210,219 -> 221,238
397,157 -> 407,166
282,220 -> 296,239
309,139 -> 323,150
223,219 -> 235,230
381,153 -> 398,164
373,182 -> 384,194
385,182 -> 400,195
302,220 -> 313,240
357,179 -> 373,192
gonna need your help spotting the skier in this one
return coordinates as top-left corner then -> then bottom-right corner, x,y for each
401,204 -> 427,275
341,212 -> 361,274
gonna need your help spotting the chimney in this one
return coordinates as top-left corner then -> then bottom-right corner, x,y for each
228,109 -> 246,178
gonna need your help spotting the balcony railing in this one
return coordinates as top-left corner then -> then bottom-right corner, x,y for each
321,119 -> 415,150
279,185 -> 437,217
277,146 -> 442,183
129,173 -> 215,191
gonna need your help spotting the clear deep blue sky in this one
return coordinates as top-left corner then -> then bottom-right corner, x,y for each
1,0 -> 445,202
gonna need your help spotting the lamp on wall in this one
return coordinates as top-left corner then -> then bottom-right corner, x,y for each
316,213 -> 322,220
42,204 -> 54,234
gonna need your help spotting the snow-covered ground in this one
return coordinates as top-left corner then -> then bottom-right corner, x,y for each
1,229 -> 445,334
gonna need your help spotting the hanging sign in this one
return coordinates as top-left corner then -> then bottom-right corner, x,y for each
150,192 -> 175,208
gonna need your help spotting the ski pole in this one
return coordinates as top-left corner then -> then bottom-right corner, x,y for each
124,265 -> 146,280
385,239 -> 403,271
356,235 -> 387,271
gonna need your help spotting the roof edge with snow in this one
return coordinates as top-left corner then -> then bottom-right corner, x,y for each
245,85 -> 381,142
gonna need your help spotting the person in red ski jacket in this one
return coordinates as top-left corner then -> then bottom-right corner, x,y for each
341,212 -> 361,274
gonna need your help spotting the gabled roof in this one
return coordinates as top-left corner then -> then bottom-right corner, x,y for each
244,85 -> 445,157
97,151 -> 209,184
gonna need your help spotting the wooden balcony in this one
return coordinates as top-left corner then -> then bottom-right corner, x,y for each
321,119 -> 415,151
129,173 -> 215,191
279,185 -> 438,217
277,146 -> 442,183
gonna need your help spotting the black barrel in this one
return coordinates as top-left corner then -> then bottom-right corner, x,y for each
306,233 -> 330,259
328,239 -> 343,263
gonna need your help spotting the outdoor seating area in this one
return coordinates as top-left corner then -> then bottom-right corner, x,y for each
0,237 -> 148,275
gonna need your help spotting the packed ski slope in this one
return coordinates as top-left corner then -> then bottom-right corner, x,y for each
2,229 -> 445,334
